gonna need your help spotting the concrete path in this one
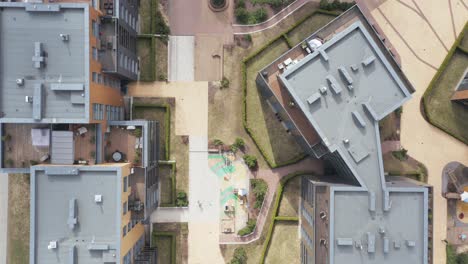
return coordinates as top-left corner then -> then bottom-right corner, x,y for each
0,173 -> 8,264
371,1 -> 468,263
188,136 -> 224,263
150,207 -> 189,223
168,36 -> 195,82
130,82 -> 225,263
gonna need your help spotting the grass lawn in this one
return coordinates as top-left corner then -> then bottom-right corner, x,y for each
153,235 -> 172,264
133,98 -> 189,193
424,50 -> 468,143
155,38 -> 168,81
7,174 -> 30,264
212,2 -> 324,169
245,38 -> 305,166
137,38 -> 155,81
159,164 -> 173,204
379,112 -> 399,141
153,223 -> 188,264
139,0 -> 152,34
278,176 -> 301,217
264,222 -> 300,264
286,13 -> 336,46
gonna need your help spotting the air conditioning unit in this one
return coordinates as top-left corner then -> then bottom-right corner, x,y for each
95,194 -> 103,203
16,78 -> 24,86
48,241 -> 58,250
59,34 -> 69,41
25,96 -> 33,103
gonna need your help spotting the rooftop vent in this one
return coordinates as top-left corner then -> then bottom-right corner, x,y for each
95,194 -> 103,203
319,211 -> 327,219
379,227 -> 386,234
48,241 -> 58,250
67,198 -> 78,230
59,34 -> 69,41
319,86 -> 327,94
32,42 -> 45,69
406,240 -> 416,247
16,78 -> 24,86
343,139 -> 349,144
25,96 -> 33,103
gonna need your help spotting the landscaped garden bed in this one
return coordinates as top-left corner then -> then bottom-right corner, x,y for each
153,223 -> 188,264
422,23 -> 468,144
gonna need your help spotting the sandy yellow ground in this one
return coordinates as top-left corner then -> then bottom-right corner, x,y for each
372,1 -> 468,263
129,82 -> 208,136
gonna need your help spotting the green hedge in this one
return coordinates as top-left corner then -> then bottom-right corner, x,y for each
241,10 -> 340,168
274,216 -> 299,221
152,232 -> 176,264
133,103 -> 171,160
259,171 -> 315,263
159,161 -> 177,207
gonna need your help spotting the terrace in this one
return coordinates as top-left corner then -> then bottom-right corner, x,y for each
128,167 -> 147,221
104,125 -> 143,167
1,123 -> 98,169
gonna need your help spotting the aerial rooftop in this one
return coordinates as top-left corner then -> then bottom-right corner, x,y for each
30,165 -> 125,264
0,2 -> 90,123
279,21 -> 428,263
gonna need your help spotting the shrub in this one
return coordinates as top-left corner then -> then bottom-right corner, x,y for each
395,107 -> 403,118
234,137 -> 245,148
235,7 -> 250,24
176,191 -> 189,207
235,0 -> 246,8
158,73 -> 168,81
230,144 -> 239,153
245,34 -> 252,43
251,179 -> 268,208
320,0 -> 354,11
133,128 -> 142,138
221,76 -> 230,89
251,8 -> 267,23
230,247 -> 247,264
1,134 -> 11,142
155,10 -> 170,35
392,148 -> 408,161
237,219 -> 256,236
243,154 -> 257,169
213,139 -> 224,146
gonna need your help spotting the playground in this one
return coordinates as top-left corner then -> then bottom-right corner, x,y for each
209,153 -> 250,235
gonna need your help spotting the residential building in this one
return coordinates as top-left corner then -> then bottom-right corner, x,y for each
30,164 -> 157,264
257,7 -> 431,264
0,3 -> 159,263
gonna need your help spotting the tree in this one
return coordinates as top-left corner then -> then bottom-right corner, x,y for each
221,77 -> 230,89
243,154 -> 257,169
234,137 -> 245,148
235,7 -> 249,24
252,8 -> 267,23
230,247 -> 247,264
176,191 -> 189,207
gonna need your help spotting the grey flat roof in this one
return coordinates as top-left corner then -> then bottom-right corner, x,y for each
30,166 -> 122,264
0,3 -> 90,123
279,22 -> 427,263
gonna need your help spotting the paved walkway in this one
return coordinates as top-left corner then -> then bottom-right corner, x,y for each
0,173 -> 8,264
371,1 -> 468,263
168,36 -> 195,82
232,0 -> 315,35
381,140 -> 401,154
150,207 -> 189,223
220,157 -> 323,243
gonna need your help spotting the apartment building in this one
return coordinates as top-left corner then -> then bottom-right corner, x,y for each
256,7 -> 431,264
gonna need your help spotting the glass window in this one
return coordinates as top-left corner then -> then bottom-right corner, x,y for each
127,222 -> 131,233
123,176 -> 128,192
92,47 -> 98,60
92,72 -> 97,82
123,201 -> 128,215
123,225 -> 127,237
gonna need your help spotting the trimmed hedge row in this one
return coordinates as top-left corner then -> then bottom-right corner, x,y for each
241,9 -> 340,168
421,22 -> 468,144
152,231 -> 176,264
259,171 -> 315,263
274,216 -> 299,221
159,161 -> 177,207
133,103 -> 171,160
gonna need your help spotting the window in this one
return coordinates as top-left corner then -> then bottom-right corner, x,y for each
123,201 -> 128,215
93,103 -> 104,120
91,20 -> 99,38
123,225 -> 127,237
92,0 -> 97,9
92,47 -> 98,60
127,222 -> 131,233
92,72 -> 98,82
123,176 -> 128,192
